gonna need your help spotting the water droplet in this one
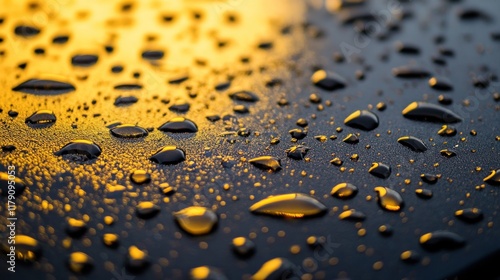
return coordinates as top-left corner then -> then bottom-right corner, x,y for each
52,35 -> 69,44
338,209 -> 366,221
402,102 -> 462,123
71,54 -> 98,67
126,246 -> 150,272
67,252 -> 94,274
455,208 -> 483,223
397,136 -> 427,152
420,173 -> 438,184
440,149 -> 457,158
252,258 -> 295,280
415,189 -> 433,199
342,133 -> 359,144
173,206 -> 218,235
190,266 -> 228,280
429,77 -> 453,91
483,169 -> 500,185
374,187 -> 404,211
66,218 -> 87,237
249,156 -> 282,172
0,172 -> 27,196
400,250 -> 421,264
331,183 -> 358,199
369,162 -> 391,179
296,118 -> 308,127
114,84 -> 142,90
141,50 -> 164,60
378,224 -> 393,236
1,235 -> 41,262
168,75 -> 189,84
14,25 -> 40,37
169,102 -> 190,113
232,237 -> 255,257
392,66 -> 431,78
12,79 -> 76,95
286,145 -> 310,160
330,157 -> 343,166
249,193 -> 327,218
206,115 -> 221,122
438,94 -> 453,105
419,231 -> 465,251
102,233 -> 119,248
149,146 -> 186,165
395,42 -> 420,54
158,117 -> 198,133
54,140 -> 102,160
1,145 -> 16,152
136,201 -> 160,218
311,70 -> 346,91
114,96 -> 138,106
344,110 -> 379,131
437,125 -> 457,136
228,90 -> 259,102
289,128 -> 307,140
110,124 -> 148,138
233,104 -> 249,114
158,183 -> 176,196
25,109 -> 56,125
130,170 -> 151,184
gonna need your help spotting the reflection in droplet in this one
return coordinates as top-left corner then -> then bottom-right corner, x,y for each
420,173 -> 438,184
440,149 -> 457,158
71,54 -> 98,67
397,136 -> 427,152
252,258 -> 295,280
110,124 -> 149,138
437,125 -> 457,136
249,193 -> 327,218
311,70 -> 346,91
338,209 -> 366,221
158,117 -> 198,133
344,110 -> 379,131
149,146 -> 186,165
419,231 -> 465,251
0,172 -> 27,196
190,266 -> 228,280
67,252 -> 93,274
54,140 -> 102,160
330,183 -> 358,199
232,237 -> 255,257
229,90 -> 259,102
415,189 -> 433,199
25,110 -> 56,125
455,208 -> 483,223
12,79 -> 76,95
130,170 -> 151,184
402,102 -> 462,123
400,250 -> 421,264
369,162 -> 391,179
136,201 -> 160,218
285,145 -> 310,160
483,169 -> 500,185
1,235 -> 41,262
174,206 -> 218,235
249,156 -> 282,172
126,246 -> 150,272
374,187 -> 404,211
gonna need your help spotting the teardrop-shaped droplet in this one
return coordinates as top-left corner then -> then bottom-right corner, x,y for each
136,201 -> 160,219
374,187 -> 404,211
437,125 -> 457,136
12,79 -> 76,95
369,162 -> 391,179
68,252 -> 94,274
249,156 -> 282,172
249,193 -> 327,218
402,102 -> 462,123
25,109 -> 56,125
252,258 -> 295,280
130,170 -> 151,184
392,66 -> 431,78
173,206 -> 218,235
66,218 -> 87,237
483,169 -> 500,185
158,117 -> 198,133
190,266 -> 228,280
149,146 -> 186,165
228,90 -> 259,102
429,77 -> 453,91
285,145 -> 310,160
420,173 -> 438,184
419,231 -> 465,251
126,246 -> 150,272
338,209 -> 366,221
397,136 -> 427,152
71,54 -> 98,67
344,110 -> 379,131
331,183 -> 358,199
1,235 -> 41,262
378,224 -> 393,236
102,233 -> 119,248
415,188 -> 433,199
342,133 -> 359,144
440,149 -> 457,158
400,250 -> 421,264
54,140 -> 102,160
311,70 -> 346,91
455,208 -> 483,223
110,124 -> 148,138
232,237 -> 255,257
0,172 -> 27,196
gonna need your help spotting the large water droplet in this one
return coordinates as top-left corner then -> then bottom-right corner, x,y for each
0,172 -> 27,196
232,237 -> 255,257
397,136 -> 427,152
415,188 -> 433,199
67,252 -> 93,274
483,169 -> 500,185
344,110 -> 379,131
419,231 -> 465,251
252,258 -> 295,280
190,266 -> 228,280
374,187 -> 404,211
12,79 -> 75,95
126,246 -> 150,272
25,109 -> 56,125
110,124 -> 148,138
249,156 -> 282,172
136,201 -> 160,218
149,146 -> 186,164
311,70 -> 346,91
455,208 -> 483,223
285,145 -> 310,160
331,183 -> 358,199
158,117 -> 198,133
249,193 -> 327,218
369,162 -> 391,179
228,90 -> 259,102
402,102 -> 462,123
173,206 -> 218,235
1,235 -> 41,262
54,140 -> 102,160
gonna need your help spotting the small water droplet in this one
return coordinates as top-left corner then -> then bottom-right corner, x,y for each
228,90 -> 259,102
285,145 -> 310,160
311,70 -> 346,91
419,231 -> 465,251
71,54 -> 98,67
440,149 -> 457,158
331,183 -> 358,199
1,145 -> 16,152
190,266 -> 228,280
369,163 -> 391,179
252,258 -> 295,280
232,237 -> 255,257
169,102 -> 190,113
338,209 -> 366,221
158,183 -> 176,196
249,193 -> 327,218
114,84 -> 142,90
67,252 -> 93,274
374,187 -> 404,211
395,42 -> 420,54
25,109 -> 56,125
344,110 -> 379,131
249,156 -> 282,172
1,235 -> 41,262
141,50 -> 164,60
54,140 -> 102,160
173,206 -> 218,235
114,96 -> 138,106
136,201 -> 160,218
402,102 -> 462,123
392,66 -> 431,78
429,77 -> 453,91
66,218 -> 87,237
483,169 -> 500,185
455,208 -> 483,223
126,246 -> 150,272
289,128 -> 307,140
437,125 -> 457,136
14,25 -> 40,37
110,124 -> 149,138
0,172 -> 27,196
12,79 -> 76,95
397,136 -> 427,152
400,250 -> 421,264
149,146 -> 186,165
378,224 -> 393,236
158,117 -> 198,133
342,133 -> 359,144
102,233 -> 119,248
330,157 -> 343,166
415,188 -> 433,199
420,173 -> 438,184
130,170 -> 151,184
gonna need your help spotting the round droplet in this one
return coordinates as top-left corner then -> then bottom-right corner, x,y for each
374,187 -> 404,211
419,231 -> 465,251
402,102 -> 462,123
67,252 -> 93,274
252,258 -> 295,280
455,208 -> 483,223
102,233 -> 119,248
158,117 -> 198,133
397,136 -> 427,152
330,183 -> 358,199
126,246 -> 150,272
400,250 -> 421,264
296,118 -> 308,127
66,218 -> 87,238
311,70 -> 346,91
369,162 -> 391,179
54,140 -> 102,160
249,156 -> 282,172
232,237 -> 255,257
136,201 -> 160,218
174,207 -> 217,235
1,235 -> 41,262
130,170 -> 151,184
289,128 -> 307,139
0,172 -> 27,196
286,145 -> 310,160
342,133 -> 359,144
415,189 -> 433,199
338,209 -> 366,221
25,109 -> 56,125
249,193 -> 327,218
344,110 -> 379,131
149,146 -> 186,165
110,124 -> 149,138
12,79 -> 75,95
190,266 -> 228,280
483,169 -> 500,185
228,90 -> 259,102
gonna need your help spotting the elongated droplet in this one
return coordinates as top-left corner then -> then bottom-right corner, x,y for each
174,206 -> 218,235
232,237 -> 255,257
397,136 -> 427,152
369,162 -> 391,179
190,266 -> 228,280
331,183 -> 358,199
415,189 -> 433,199
54,140 -> 102,160
392,66 -> 431,78
483,169 -> 500,185
149,146 -> 186,164
130,170 -> 151,184
110,124 -> 148,138
228,90 -> 259,102
437,125 -> 457,136
126,246 -> 150,272
25,109 -> 56,125
141,50 -> 164,60
66,218 -> 87,237
400,250 -> 421,264
114,96 -> 138,106
136,201 -> 160,219
429,77 -> 453,91
13,79 -> 75,95
311,70 -> 346,91
419,231 -> 465,251
67,252 -> 93,274
249,193 -> 327,218
1,235 -> 41,262
249,156 -> 282,172
114,84 -> 142,90
344,110 -> 379,131
402,102 -> 462,123
71,54 -> 98,67
0,172 -> 27,196
374,187 -> 404,211
421,173 -> 438,184
252,258 -> 295,280
455,208 -> 483,223
158,117 -> 198,133
338,209 -> 366,221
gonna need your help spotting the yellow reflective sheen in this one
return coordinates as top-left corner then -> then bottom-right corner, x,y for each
68,218 -> 86,227
249,193 -> 326,217
191,266 -> 210,279
174,206 -> 217,235
129,246 -> 146,260
402,102 -> 419,115
419,233 -> 432,244
16,235 -> 38,247
252,258 -> 283,279
232,237 -> 246,247
344,110 -> 362,124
